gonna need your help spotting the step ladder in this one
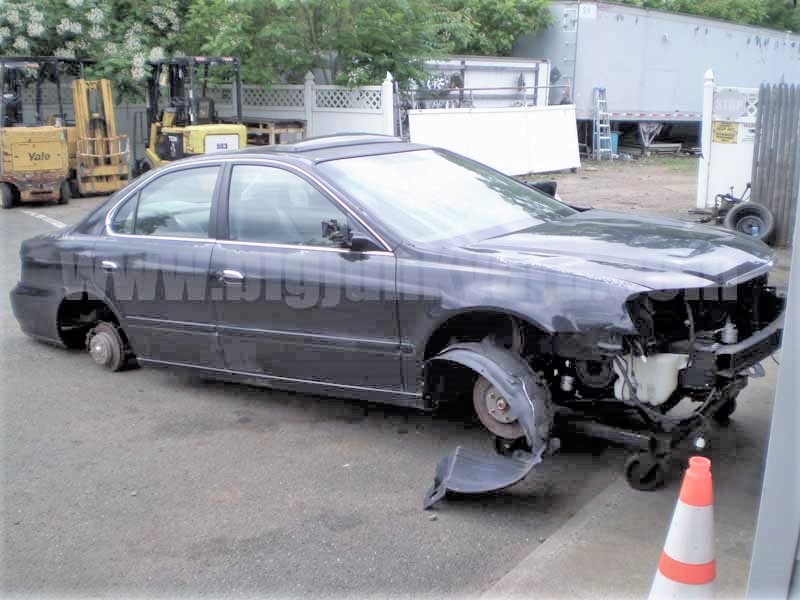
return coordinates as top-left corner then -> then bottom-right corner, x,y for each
592,87 -> 613,160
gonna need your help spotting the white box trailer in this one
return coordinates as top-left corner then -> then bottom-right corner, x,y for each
514,1 -> 800,124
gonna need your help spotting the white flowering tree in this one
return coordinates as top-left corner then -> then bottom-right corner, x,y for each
0,0 -> 183,99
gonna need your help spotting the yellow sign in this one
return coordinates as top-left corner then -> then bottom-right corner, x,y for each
712,121 -> 739,144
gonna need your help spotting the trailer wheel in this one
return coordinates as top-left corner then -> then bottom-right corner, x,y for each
57,180 -> 70,205
1,183 -> 14,209
624,452 -> 668,491
724,202 -> 774,243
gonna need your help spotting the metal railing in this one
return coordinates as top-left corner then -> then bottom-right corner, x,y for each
404,85 -> 571,109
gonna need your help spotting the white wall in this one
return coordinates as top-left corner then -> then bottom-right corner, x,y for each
407,105 -> 581,175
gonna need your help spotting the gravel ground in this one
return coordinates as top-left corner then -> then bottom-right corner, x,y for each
528,156 -> 699,219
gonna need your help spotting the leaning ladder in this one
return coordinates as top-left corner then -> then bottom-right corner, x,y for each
592,87 -> 613,160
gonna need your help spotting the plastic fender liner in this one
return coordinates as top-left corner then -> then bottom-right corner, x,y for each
423,341 -> 553,509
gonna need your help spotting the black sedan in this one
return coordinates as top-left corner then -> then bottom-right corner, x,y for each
11,135 -> 783,496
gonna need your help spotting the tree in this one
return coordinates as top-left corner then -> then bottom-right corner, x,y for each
438,0 -> 552,56
1,0 -> 556,92
615,0 -> 799,32
181,0 -> 461,86
0,0 -> 186,99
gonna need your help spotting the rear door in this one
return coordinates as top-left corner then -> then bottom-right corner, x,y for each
92,163 -> 223,366
210,162 -> 402,390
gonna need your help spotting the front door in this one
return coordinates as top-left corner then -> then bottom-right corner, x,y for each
92,164 -> 222,366
210,163 -> 402,391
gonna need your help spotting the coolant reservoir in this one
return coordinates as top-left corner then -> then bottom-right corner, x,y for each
613,353 -> 689,406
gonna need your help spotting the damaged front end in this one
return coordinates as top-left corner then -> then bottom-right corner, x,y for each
424,275 -> 784,506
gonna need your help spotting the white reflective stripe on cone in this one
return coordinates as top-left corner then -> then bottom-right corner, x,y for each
650,571 -> 715,599
663,503 -> 715,564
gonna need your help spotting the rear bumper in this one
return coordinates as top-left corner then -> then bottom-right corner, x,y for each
1,174 -> 63,201
10,282 -> 63,344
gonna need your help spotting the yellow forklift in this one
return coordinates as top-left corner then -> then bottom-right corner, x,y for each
71,78 -> 130,195
0,56 -> 130,209
137,56 -> 246,172
0,56 -> 76,208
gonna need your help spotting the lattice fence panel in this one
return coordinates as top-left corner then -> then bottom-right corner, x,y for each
242,86 -> 304,108
713,87 -> 759,124
20,83 -> 73,107
315,88 -> 382,110
206,86 -> 233,104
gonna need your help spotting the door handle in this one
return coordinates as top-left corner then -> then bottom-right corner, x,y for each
221,269 -> 244,284
101,260 -> 118,272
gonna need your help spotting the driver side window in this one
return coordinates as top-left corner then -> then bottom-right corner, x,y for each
227,165 -> 349,247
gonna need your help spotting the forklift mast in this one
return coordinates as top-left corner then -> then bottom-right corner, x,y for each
1,57 -> 87,127
145,56 -> 243,131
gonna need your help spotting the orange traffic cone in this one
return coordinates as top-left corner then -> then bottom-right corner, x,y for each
649,456 -> 715,599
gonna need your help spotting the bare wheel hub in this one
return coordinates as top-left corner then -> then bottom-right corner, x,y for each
473,376 -> 524,439
85,322 -> 128,371
89,331 -> 114,366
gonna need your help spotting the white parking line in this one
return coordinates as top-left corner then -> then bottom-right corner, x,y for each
20,210 -> 68,229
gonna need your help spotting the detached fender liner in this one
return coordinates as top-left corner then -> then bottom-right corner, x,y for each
423,341 -> 553,509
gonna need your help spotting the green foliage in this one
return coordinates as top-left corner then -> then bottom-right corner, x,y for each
181,0 -> 461,86
0,0 -> 187,100
181,0 -> 553,86
439,0 -> 552,56
615,0 -> 800,32
2,0 -> 555,93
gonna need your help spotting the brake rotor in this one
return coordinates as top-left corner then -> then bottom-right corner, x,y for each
473,375 -> 524,439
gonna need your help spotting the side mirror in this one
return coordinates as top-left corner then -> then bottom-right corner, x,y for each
526,180 -> 558,197
349,233 -> 382,252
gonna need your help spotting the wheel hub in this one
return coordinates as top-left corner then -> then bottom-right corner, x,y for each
473,376 -> 524,439
737,215 -> 763,236
89,331 -> 114,366
485,388 -> 514,423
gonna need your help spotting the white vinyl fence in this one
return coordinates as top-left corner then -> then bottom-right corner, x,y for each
107,73 -> 396,162
212,72 -> 396,137
407,104 -> 581,175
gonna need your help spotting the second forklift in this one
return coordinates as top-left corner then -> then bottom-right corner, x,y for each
138,56 -> 247,172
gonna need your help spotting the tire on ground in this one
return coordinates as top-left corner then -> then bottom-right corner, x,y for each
1,183 -> 14,209
724,202 -> 775,244
58,180 -> 71,205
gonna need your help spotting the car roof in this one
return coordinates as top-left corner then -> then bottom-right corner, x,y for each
208,134 -> 430,164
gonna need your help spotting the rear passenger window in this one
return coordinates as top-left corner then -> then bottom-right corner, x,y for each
126,166 -> 219,237
228,165 -> 349,246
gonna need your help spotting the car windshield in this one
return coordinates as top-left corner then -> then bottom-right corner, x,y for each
318,149 -> 575,244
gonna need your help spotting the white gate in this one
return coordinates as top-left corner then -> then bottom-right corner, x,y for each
696,69 -> 759,209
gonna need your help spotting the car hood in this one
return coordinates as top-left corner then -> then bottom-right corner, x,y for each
464,210 -> 775,289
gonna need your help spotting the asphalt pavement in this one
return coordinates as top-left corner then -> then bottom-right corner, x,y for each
0,196 -> 623,596
0,196 -> 784,597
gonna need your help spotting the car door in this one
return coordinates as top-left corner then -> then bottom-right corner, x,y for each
210,162 -> 402,390
91,163 -> 222,367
